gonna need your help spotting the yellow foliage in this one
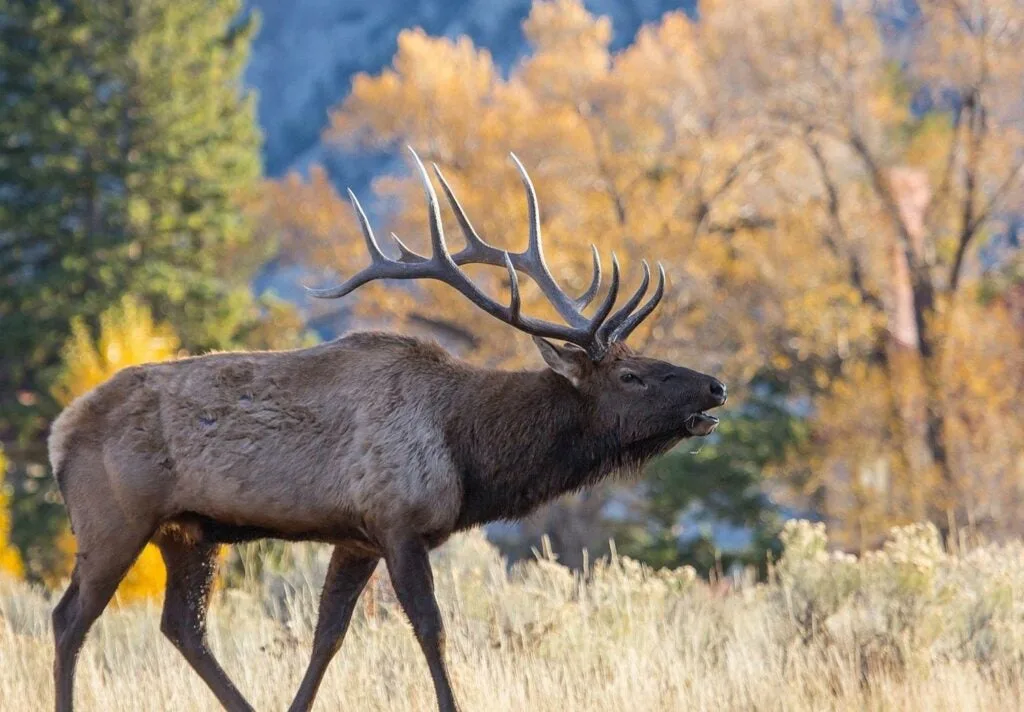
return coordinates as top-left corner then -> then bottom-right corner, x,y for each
0,447 -> 25,579
809,291 -> 1024,549
41,529 -> 78,589
51,295 -> 181,407
113,544 -> 167,604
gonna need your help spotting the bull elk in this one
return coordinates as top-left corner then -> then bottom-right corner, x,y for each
48,149 -> 726,712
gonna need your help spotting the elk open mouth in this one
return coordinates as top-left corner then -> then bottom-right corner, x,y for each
684,412 -> 720,437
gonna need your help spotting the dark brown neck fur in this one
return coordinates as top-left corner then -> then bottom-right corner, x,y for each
445,368 -> 678,529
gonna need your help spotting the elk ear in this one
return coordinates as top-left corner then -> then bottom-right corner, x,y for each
533,337 -> 588,387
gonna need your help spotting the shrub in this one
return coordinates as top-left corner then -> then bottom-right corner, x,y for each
0,448 -> 25,579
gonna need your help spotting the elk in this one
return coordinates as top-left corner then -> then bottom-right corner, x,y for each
47,148 -> 726,712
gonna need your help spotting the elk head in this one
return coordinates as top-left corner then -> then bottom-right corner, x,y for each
308,148 -> 727,449
534,338 -> 726,445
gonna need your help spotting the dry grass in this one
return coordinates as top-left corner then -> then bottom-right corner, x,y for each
2,522 -> 1023,712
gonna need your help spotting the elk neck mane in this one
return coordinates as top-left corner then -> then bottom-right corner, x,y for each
443,354 -> 676,529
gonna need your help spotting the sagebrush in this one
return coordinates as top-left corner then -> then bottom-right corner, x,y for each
2,521 -> 1022,711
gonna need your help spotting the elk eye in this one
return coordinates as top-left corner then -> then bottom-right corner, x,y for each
620,372 -> 641,385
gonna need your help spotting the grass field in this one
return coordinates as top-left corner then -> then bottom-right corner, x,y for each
2,522 -> 1023,712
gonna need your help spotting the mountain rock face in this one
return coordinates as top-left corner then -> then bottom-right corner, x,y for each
245,0 -> 696,176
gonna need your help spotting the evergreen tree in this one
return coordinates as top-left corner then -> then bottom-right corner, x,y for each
0,0 -> 290,580
0,0 -> 265,444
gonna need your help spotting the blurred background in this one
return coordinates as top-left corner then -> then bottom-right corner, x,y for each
0,0 -> 1021,601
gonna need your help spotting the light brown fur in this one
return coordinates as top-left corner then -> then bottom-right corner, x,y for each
52,333 -> 466,544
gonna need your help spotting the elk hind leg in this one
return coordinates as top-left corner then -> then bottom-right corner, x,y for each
155,532 -> 254,712
53,519 -> 153,712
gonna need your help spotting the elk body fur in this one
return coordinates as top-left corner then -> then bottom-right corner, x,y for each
49,150 -> 727,712
51,334 -> 707,549
51,333 -> 467,545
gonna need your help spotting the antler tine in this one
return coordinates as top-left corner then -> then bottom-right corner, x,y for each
507,153 -> 592,328
509,153 -> 551,274
587,254 -> 620,348
311,147 -> 631,358
611,262 -> 666,342
303,191 -> 392,299
431,163 -> 501,263
411,152 -> 457,269
346,189 -> 386,261
574,245 -> 602,309
598,260 -> 650,342
390,232 -> 428,264
503,251 -> 521,320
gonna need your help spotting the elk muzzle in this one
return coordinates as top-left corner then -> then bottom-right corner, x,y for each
684,377 -> 727,436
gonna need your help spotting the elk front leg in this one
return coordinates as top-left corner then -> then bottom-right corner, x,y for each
384,536 -> 459,712
287,548 -> 379,712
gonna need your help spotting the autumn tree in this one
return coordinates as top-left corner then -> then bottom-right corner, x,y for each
702,0 -> 1024,544
259,0 -> 1023,555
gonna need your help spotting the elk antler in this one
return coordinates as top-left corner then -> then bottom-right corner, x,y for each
307,147 -> 665,359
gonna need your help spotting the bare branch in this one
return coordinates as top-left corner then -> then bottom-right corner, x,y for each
923,101 -> 965,231
804,132 -> 885,310
948,92 -> 986,293
970,160 -> 1024,234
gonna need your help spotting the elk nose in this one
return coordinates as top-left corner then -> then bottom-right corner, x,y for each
709,379 -> 727,404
